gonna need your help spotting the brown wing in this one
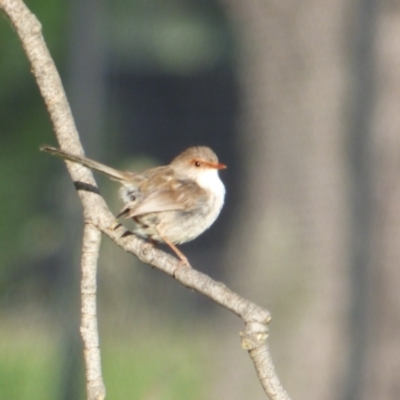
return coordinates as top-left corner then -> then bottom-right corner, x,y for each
124,179 -> 208,218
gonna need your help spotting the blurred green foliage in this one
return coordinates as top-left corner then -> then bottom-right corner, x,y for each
110,0 -> 232,74
0,0 -> 68,284
0,1 -> 231,398
0,329 -> 60,399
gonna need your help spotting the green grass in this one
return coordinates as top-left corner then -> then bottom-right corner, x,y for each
0,334 -> 59,400
103,332 -> 207,400
0,325 -> 208,400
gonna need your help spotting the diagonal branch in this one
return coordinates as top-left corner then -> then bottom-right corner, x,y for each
0,1 -> 291,399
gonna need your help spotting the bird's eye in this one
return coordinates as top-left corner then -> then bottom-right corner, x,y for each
194,161 -> 201,167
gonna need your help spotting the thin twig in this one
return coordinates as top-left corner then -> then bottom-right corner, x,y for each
80,223 -> 105,400
0,1 -> 291,399
0,1 -> 103,398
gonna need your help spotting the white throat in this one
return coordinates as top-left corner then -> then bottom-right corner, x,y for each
196,168 -> 226,200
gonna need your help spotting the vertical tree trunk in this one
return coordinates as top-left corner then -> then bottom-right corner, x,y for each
217,1 -> 350,399
363,3 -> 400,399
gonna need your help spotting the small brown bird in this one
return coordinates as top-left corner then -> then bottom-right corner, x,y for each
40,145 -> 226,266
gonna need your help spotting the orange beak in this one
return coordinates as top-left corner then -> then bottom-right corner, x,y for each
206,162 -> 227,170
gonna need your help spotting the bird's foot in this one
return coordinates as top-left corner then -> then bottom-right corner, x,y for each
109,219 -> 122,230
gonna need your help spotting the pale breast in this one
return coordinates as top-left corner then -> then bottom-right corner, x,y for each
120,167 -> 225,245
154,170 -> 225,244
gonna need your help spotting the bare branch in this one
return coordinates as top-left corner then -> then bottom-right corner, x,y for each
0,1 -> 291,399
241,323 -> 290,400
80,223 -> 105,400
0,2 -> 106,398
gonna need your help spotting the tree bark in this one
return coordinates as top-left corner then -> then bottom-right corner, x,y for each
218,1 -> 350,399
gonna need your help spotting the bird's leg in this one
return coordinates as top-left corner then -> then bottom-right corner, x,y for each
156,227 -> 191,267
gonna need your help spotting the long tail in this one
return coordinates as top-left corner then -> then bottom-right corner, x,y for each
40,145 -> 131,182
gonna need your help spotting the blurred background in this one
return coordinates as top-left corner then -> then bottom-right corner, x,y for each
1,0 -> 400,399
